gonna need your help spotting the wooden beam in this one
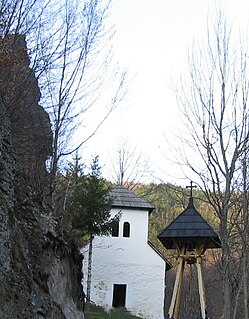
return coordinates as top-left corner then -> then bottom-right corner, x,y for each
168,256 -> 184,318
196,256 -> 206,319
174,258 -> 185,319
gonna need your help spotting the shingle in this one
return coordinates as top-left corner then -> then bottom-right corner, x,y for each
158,197 -> 221,249
110,185 -> 155,213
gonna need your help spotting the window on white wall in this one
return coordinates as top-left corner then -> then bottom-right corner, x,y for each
112,221 -> 119,237
123,222 -> 130,237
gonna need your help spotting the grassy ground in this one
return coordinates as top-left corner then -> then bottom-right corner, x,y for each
84,305 -> 142,319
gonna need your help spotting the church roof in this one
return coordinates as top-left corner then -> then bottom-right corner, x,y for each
110,185 -> 155,213
158,197 -> 221,250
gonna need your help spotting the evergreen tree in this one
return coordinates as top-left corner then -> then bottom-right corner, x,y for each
69,156 -> 118,236
67,155 -> 119,308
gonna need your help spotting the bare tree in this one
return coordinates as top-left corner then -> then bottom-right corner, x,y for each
36,0 -> 127,199
0,0 -> 45,37
1,0 -> 127,202
175,13 -> 249,319
109,138 -> 151,190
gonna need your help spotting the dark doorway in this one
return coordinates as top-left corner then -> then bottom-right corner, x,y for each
112,284 -> 127,308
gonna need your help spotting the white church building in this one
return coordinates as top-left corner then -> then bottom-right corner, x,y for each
81,185 -> 171,319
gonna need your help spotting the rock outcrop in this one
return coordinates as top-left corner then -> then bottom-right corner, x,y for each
0,35 -> 84,319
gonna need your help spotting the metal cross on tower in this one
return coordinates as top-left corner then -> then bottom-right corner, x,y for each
186,181 -> 197,198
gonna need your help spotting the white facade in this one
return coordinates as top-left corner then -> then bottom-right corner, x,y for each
81,204 -> 168,319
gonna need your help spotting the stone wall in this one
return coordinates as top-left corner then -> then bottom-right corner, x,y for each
0,35 -> 84,319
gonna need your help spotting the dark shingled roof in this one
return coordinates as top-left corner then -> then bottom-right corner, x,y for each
110,185 -> 155,213
158,197 -> 221,250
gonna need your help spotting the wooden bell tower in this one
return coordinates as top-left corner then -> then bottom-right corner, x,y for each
158,182 -> 221,319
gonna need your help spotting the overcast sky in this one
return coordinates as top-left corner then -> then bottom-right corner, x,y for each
80,0 -> 249,185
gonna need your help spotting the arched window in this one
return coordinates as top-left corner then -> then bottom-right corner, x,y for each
123,222 -> 130,238
112,221 -> 119,237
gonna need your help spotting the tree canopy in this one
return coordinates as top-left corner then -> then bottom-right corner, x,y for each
67,156 -> 119,238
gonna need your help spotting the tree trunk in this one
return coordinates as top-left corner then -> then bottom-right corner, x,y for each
232,274 -> 242,319
220,216 -> 232,319
242,156 -> 249,319
86,233 -> 93,311
243,254 -> 249,319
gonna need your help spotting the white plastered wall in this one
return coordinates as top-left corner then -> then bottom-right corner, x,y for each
81,208 -> 166,319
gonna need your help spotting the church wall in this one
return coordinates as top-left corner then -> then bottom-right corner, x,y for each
81,207 -> 166,319
89,262 -> 165,319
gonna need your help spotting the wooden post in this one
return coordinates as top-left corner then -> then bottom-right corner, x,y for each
196,255 -> 206,319
168,247 -> 185,319
174,258 -> 185,319
168,257 -> 184,318
167,244 -> 209,319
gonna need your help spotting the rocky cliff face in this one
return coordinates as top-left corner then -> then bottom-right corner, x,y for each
0,35 -> 84,319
